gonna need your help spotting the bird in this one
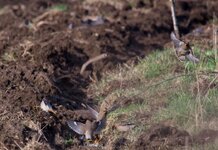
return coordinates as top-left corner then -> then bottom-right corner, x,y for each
40,98 -> 56,114
170,32 -> 199,63
67,104 -> 107,141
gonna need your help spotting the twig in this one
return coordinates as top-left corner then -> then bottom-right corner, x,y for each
80,53 -> 108,75
13,140 -> 22,150
144,71 -> 217,90
213,13 -> 218,71
0,110 -> 8,117
37,124 -> 48,142
33,10 -> 60,23
170,0 -> 180,38
145,73 -> 194,89
195,71 -> 203,127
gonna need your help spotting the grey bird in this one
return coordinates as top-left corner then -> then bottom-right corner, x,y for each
67,104 -> 107,140
170,32 -> 199,63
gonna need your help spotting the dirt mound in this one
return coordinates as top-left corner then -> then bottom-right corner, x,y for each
131,125 -> 218,150
131,124 -> 191,150
0,0 -> 218,149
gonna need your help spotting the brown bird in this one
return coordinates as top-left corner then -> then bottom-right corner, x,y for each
67,104 -> 107,140
170,32 -> 199,63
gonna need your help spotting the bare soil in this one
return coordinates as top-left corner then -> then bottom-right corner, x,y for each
0,0 -> 218,149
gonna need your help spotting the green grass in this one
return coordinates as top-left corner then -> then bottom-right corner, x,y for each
50,4 -> 68,11
137,50 -> 177,78
204,88 -> 218,118
64,138 -> 73,145
155,91 -> 195,125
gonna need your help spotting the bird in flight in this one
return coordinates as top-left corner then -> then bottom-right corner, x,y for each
170,32 -> 199,63
67,104 -> 107,141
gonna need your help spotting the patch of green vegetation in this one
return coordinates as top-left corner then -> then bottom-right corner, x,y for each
64,138 -> 73,145
137,50 -> 176,78
155,81 -> 218,127
185,48 -> 216,72
51,4 -> 68,11
64,136 -> 80,146
201,50 -> 216,71
155,91 -> 195,125
184,61 -> 197,72
204,88 -> 218,118
145,62 -> 163,78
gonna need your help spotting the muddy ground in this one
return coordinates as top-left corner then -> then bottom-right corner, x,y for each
0,0 -> 218,149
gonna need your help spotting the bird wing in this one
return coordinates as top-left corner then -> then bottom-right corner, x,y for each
86,105 -> 99,120
67,121 -> 85,135
186,54 -> 199,63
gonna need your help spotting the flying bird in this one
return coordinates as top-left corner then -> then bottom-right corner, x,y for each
67,104 -> 107,140
170,32 -> 199,63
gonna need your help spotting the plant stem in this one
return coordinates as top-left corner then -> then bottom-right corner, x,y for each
170,0 -> 180,38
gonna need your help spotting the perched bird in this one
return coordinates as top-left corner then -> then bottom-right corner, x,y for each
170,32 -> 199,63
67,104 -> 107,140
40,98 -> 56,114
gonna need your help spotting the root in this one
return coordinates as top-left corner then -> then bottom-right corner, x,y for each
80,53 -> 108,75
